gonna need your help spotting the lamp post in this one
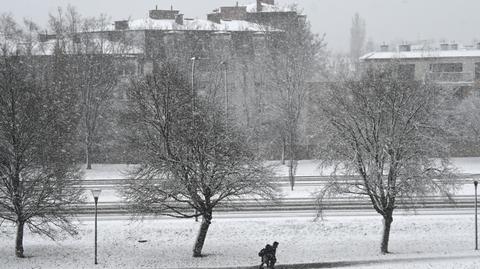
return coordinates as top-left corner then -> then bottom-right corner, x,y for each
222,60 -> 228,117
190,57 -> 198,222
475,181 -> 478,251
191,56 -> 197,117
91,189 -> 102,264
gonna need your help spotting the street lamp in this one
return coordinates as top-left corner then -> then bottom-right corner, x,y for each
190,56 -> 197,116
190,57 -> 198,222
222,60 -> 228,117
475,181 -> 478,251
91,189 -> 102,264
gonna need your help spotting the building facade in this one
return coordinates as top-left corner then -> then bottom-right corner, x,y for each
20,0 -> 306,161
360,43 -> 480,95
360,43 -> 480,156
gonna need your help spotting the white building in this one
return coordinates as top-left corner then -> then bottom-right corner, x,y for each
360,43 -> 480,93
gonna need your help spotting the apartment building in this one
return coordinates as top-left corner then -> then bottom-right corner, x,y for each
360,43 -> 480,95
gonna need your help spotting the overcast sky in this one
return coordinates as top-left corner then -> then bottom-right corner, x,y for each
4,0 -> 480,52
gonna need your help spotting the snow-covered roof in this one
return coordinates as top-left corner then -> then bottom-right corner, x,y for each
101,18 -> 214,31
2,38 -> 144,56
246,2 -> 294,12
360,50 -> 480,61
101,17 -> 276,32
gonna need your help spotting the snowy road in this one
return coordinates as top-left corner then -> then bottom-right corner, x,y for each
76,177 -> 479,217
72,160 -> 480,217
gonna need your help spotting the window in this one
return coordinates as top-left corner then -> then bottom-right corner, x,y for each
430,63 -> 463,73
397,64 -> 415,80
232,34 -> 254,57
118,60 -> 137,77
195,39 -> 210,58
428,63 -> 467,82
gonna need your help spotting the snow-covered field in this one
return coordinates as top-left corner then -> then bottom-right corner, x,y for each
1,214 -> 480,269
2,159 -> 478,268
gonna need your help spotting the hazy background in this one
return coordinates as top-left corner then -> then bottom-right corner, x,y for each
4,0 -> 480,52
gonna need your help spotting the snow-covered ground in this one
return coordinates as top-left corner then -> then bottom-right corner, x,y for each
8,159 -> 475,268
1,214 -> 479,269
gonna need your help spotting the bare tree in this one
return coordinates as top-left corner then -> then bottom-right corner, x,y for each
122,63 -> 277,257
0,14 -> 23,44
74,26 -> 118,170
0,32 -> 83,257
452,95 -> 480,155
49,7 -> 119,169
264,14 -> 325,190
316,65 -> 456,254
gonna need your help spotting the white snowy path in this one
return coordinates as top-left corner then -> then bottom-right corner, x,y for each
1,215 -> 480,268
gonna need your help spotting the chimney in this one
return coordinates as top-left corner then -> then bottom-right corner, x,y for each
115,20 -> 129,30
207,13 -> 221,23
39,31 -> 47,42
440,43 -> 449,51
175,14 -> 184,25
398,44 -> 411,52
380,44 -> 389,52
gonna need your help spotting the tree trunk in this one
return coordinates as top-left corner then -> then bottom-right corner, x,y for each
86,136 -> 92,170
15,221 -> 25,258
281,139 -> 286,165
289,158 -> 295,191
380,214 -> 393,254
193,211 -> 212,257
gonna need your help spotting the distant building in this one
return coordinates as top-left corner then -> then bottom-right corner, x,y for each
2,0 -> 307,161
360,43 -> 480,95
361,43 -> 480,156
207,0 -> 304,30
29,0 -> 305,117
32,0 -> 303,95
